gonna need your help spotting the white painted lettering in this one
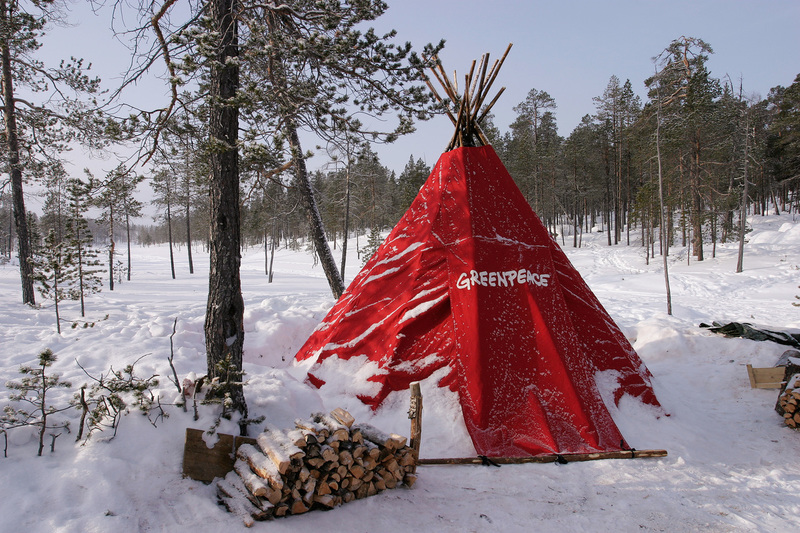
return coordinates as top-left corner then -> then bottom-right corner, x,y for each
455,268 -> 551,290
505,270 -> 517,284
498,272 -> 508,287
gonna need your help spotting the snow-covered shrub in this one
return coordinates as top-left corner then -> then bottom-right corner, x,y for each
1,349 -> 72,456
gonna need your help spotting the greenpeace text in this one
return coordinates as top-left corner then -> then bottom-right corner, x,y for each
455,269 -> 550,290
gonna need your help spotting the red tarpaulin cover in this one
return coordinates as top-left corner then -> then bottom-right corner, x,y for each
294,145 -> 660,457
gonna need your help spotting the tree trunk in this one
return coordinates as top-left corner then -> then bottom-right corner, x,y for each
691,142 -> 704,261
287,124 -> 345,299
262,13 -> 343,300
656,93 -> 672,316
75,218 -> 86,318
269,225 -> 276,284
736,125 -> 751,273
1,3 -> 36,305
264,229 -> 274,276
205,0 -> 247,423
340,165 -> 351,282
108,206 -> 115,290
125,211 -> 132,281
185,195 -> 194,274
166,199 -> 175,280
6,209 -> 13,259
53,269 -> 62,335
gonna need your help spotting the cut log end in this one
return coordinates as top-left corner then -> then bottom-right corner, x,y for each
210,407 -> 418,523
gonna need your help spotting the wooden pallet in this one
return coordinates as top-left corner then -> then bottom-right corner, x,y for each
746,364 -> 785,389
182,428 -> 257,483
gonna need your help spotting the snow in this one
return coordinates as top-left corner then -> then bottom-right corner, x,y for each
2,213 -> 800,532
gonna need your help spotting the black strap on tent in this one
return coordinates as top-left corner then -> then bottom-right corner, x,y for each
620,440 -> 637,459
479,455 -> 501,467
554,454 -> 568,465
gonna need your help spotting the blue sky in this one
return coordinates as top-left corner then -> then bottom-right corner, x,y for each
38,0 -> 800,178
374,0 -> 800,169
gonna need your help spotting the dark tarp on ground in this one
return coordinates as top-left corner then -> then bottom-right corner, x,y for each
700,321 -> 800,350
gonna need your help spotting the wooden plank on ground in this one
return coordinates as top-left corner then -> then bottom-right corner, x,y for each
746,364 -> 785,389
182,428 -> 257,483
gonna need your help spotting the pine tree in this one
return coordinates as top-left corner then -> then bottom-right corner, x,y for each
65,178 -> 103,318
397,156 -> 431,213
647,37 -> 720,262
35,167 -> 72,333
361,226 -> 384,267
563,115 -> 604,247
91,165 -> 144,290
509,88 -> 559,214
34,229 -> 70,333
593,76 -> 642,245
237,1 -> 442,299
766,73 -> 800,183
39,163 -> 70,246
151,105 -> 208,275
2,349 -> 72,456
1,0 -> 108,305
108,0 -> 442,427
150,169 -> 178,280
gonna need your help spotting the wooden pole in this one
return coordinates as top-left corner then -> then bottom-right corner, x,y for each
472,43 -> 513,114
423,76 -> 457,126
419,449 -> 667,466
471,53 -> 489,115
408,382 -> 423,474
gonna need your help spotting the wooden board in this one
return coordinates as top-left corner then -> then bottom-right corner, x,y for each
182,428 -> 257,483
746,364 -> 785,389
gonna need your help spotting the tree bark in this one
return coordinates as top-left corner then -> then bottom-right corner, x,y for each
736,124 -> 751,273
205,0 -> 247,421
184,152 -> 195,274
185,194 -> 194,274
1,0 -> 35,305
340,165 -> 351,282
655,87 -> 673,316
108,205 -> 115,290
166,197 -> 175,280
125,211 -> 132,281
287,123 -> 345,299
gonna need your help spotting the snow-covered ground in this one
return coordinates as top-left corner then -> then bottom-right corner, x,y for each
1,212 -> 799,533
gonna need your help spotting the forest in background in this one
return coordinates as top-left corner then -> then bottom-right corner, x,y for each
3,37 -> 798,274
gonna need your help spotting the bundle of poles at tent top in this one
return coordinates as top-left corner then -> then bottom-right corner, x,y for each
423,43 -> 513,150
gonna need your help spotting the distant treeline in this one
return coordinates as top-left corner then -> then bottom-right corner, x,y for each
3,41 -> 799,270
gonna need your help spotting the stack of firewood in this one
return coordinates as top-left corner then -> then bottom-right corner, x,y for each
778,385 -> 800,429
216,408 -> 418,526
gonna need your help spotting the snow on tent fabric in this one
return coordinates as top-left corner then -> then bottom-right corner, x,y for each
294,145 -> 661,457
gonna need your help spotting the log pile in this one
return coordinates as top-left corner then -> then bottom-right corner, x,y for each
778,389 -> 800,429
777,383 -> 800,429
774,359 -> 800,430
216,408 -> 417,526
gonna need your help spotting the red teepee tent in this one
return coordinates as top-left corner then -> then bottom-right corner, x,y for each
294,144 -> 660,457
295,47 -> 660,458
